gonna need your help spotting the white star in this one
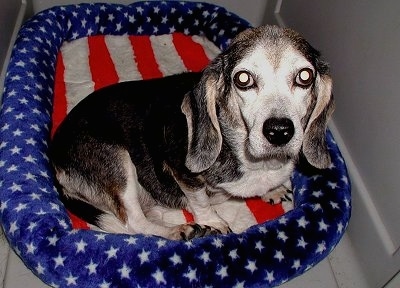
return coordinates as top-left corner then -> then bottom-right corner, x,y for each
138,249 -> 150,264
116,22 -> 122,31
85,260 -> 98,275
16,60 -> 26,67
157,239 -> 166,248
124,236 -> 137,245
13,128 -> 23,136
10,146 -> 21,155
184,267 -> 197,283
75,239 -> 88,253
265,270 -> 275,283
312,203 -> 323,211
277,231 -> 288,242
47,234 -> 59,246
337,222 -> 344,233
53,253 -> 66,268
36,263 -> 45,275
25,138 -> 37,146
118,263 -> 131,279
216,265 -> 228,279
24,155 -> 38,163
0,200 -> 8,212
169,253 -> 182,265
95,233 -> 107,241
27,221 -> 38,232
297,236 -> 308,249
14,203 -> 28,212
274,250 -> 284,262
292,259 -> 301,270
199,251 -> 211,264
30,193 -> 41,200
318,220 -> 329,232
152,268 -> 167,285
65,273 -> 78,286
233,281 -> 245,288
278,216 -> 288,225
50,202 -> 60,211
316,241 -> 327,254
330,201 -> 340,209
245,260 -> 257,273
255,241 -> 264,252
297,216 -> 309,228
229,249 -> 238,260
7,164 -> 18,173
328,181 -> 338,189
136,6 -> 144,14
312,190 -> 323,198
26,242 -> 36,254
105,246 -> 119,260
24,172 -> 37,181
15,112 -> 25,120
1,123 -> 10,131
9,221 -> 18,235
212,238 -> 223,248
9,182 -> 22,192
108,13 -> 115,21
99,280 -> 111,288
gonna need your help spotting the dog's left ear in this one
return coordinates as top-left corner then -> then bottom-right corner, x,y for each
303,74 -> 335,169
181,68 -> 223,173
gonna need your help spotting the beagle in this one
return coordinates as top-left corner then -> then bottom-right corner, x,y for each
50,25 -> 334,240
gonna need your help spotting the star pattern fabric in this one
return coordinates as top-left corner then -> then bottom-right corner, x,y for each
0,1 -> 351,287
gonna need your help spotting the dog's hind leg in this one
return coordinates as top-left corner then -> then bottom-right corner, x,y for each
119,151 -> 222,240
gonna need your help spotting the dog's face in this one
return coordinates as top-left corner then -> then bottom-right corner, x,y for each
183,26 -> 334,173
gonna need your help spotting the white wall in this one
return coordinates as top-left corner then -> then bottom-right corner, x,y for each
263,1 -> 400,287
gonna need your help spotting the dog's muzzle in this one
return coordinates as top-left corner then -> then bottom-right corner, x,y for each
263,117 -> 294,146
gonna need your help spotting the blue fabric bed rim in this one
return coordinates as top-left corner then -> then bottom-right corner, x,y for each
0,1 -> 351,287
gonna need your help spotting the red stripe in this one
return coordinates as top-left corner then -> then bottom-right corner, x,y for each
182,209 -> 195,223
51,52 -> 68,138
245,197 -> 285,224
173,33 -> 211,72
67,210 -> 90,230
88,35 -> 119,90
129,35 -> 163,79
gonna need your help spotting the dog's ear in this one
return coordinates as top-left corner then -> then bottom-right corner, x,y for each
181,68 -> 223,173
303,74 -> 335,169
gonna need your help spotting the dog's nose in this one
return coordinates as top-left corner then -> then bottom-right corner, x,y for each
263,117 -> 294,146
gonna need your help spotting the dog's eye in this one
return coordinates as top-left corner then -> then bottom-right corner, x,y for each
233,71 -> 255,90
296,68 -> 314,87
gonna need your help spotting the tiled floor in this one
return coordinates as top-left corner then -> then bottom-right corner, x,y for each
0,228 -> 368,288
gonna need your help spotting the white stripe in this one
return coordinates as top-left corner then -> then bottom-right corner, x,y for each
214,200 -> 257,233
60,37 -> 94,112
104,35 -> 143,82
191,35 -> 221,61
150,34 -> 187,76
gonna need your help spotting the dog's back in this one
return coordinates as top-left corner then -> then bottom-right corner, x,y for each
50,73 -> 202,222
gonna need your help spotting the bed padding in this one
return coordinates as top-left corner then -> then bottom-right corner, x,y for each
0,2 -> 351,287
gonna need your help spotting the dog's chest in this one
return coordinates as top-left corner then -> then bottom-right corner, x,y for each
213,163 -> 293,198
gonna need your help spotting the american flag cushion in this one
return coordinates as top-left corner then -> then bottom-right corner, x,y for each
0,2 -> 351,287
52,32 -> 294,233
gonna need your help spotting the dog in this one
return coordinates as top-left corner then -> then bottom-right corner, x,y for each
50,25 -> 334,240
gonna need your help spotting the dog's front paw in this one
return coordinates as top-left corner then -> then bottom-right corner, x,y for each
261,186 -> 293,205
171,223 -> 231,241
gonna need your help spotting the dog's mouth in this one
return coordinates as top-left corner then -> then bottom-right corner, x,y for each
244,140 -> 299,169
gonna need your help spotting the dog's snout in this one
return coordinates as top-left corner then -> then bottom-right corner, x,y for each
263,117 -> 294,146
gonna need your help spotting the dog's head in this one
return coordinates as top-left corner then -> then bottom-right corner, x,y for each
182,25 -> 334,173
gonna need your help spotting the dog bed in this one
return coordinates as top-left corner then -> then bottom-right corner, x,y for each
0,1 -> 351,287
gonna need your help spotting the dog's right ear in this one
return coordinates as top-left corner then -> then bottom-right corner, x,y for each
182,67 -> 224,173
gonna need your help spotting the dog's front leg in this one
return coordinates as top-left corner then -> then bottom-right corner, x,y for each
183,186 -> 231,235
261,180 -> 294,205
